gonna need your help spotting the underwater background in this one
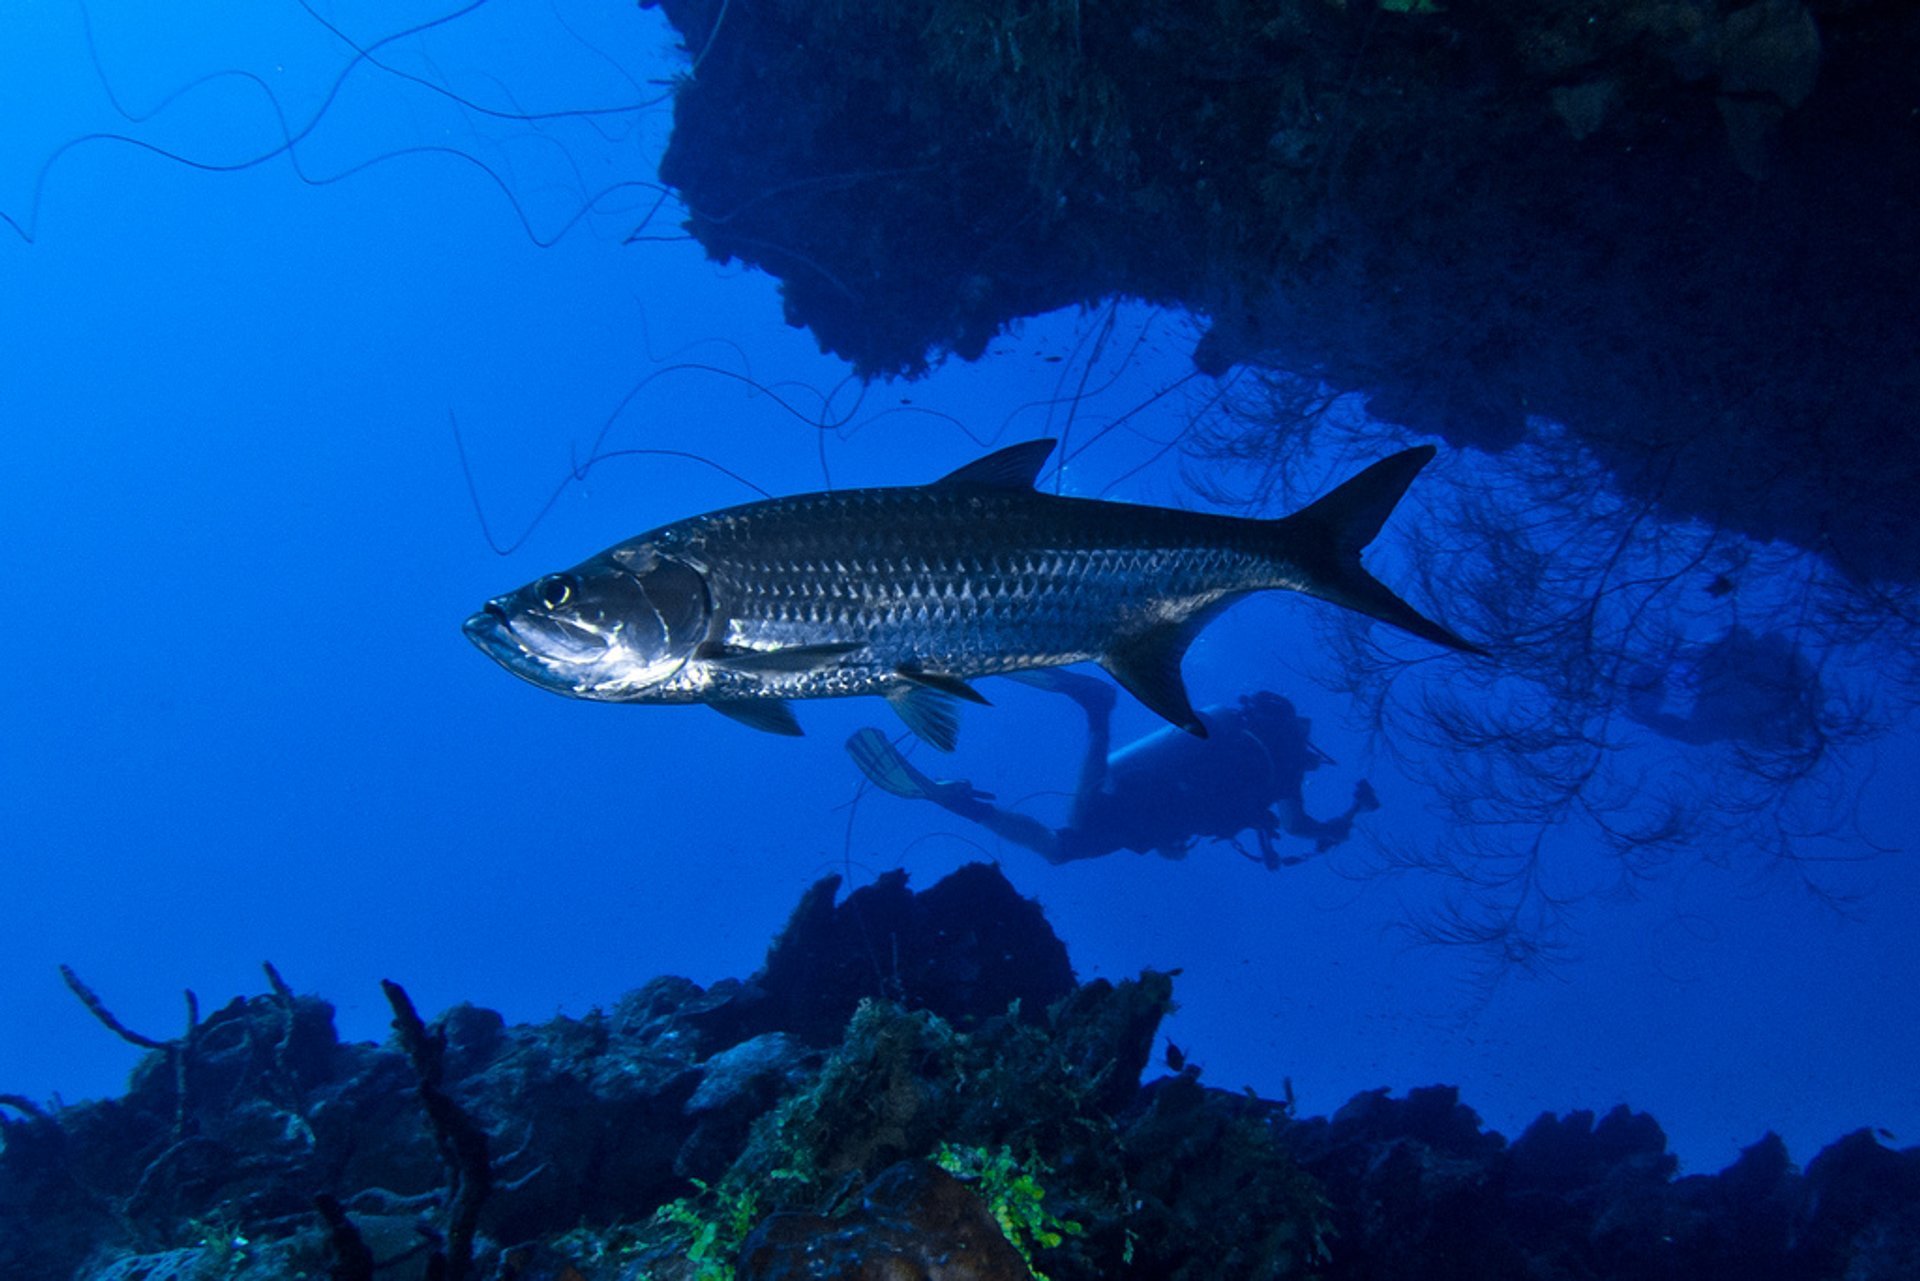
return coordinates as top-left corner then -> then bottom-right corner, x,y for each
3,3 -> 1918,1271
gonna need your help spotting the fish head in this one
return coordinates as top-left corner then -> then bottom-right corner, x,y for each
463,543 -> 711,699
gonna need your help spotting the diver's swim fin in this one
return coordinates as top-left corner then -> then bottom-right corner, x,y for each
1001,668 -> 1071,692
845,728 -> 996,808
846,728 -> 938,799
999,667 -> 1116,708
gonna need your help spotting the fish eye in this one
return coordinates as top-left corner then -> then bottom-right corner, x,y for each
536,574 -> 577,610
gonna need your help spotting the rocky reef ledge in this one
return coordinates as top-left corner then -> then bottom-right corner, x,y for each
3,864 -> 1915,1280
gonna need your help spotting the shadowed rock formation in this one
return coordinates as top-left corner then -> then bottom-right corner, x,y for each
643,0 -> 1919,582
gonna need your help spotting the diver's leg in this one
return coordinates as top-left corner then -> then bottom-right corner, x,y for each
930,788 -> 1069,863
976,670 -> 1120,863
965,676 -> 1122,863
845,728 -> 1070,861
1064,677 -> 1117,830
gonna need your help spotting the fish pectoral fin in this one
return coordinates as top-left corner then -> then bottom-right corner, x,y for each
1102,625 -> 1208,738
884,683 -> 962,752
893,663 -> 991,705
696,640 -> 864,673
933,439 -> 1056,490
711,699 -> 804,737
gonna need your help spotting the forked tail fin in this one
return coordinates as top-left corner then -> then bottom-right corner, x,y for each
1275,446 -> 1488,655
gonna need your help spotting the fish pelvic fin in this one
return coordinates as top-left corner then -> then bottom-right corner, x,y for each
894,662 -> 991,705
885,682 -> 962,751
1275,446 -> 1489,656
711,699 -> 804,736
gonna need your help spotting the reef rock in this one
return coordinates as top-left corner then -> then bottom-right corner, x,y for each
3,863 -> 1917,1281
738,1161 -> 1032,1281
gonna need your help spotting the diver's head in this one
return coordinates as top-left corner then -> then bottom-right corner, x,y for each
463,544 -> 710,699
1238,690 -> 1311,759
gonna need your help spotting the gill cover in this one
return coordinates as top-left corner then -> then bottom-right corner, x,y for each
465,543 -> 713,699
606,544 -> 711,691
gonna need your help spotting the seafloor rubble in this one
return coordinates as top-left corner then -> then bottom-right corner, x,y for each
639,0 -> 1920,584
2,864 -> 1915,1280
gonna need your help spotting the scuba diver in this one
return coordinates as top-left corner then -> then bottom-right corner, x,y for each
846,671 -> 1379,869
1622,624 -> 1822,750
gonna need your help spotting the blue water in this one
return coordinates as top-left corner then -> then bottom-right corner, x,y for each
3,0 -> 1915,1175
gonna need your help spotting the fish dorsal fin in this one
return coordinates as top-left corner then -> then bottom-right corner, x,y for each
933,439 -> 1057,490
711,699 -> 804,737
1102,621 -> 1210,738
884,682 -> 962,752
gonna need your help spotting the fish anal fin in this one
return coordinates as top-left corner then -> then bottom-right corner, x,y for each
1102,623 -> 1207,738
698,640 -> 864,673
884,683 -> 961,752
933,439 -> 1056,490
712,699 -> 804,737
894,662 -> 990,705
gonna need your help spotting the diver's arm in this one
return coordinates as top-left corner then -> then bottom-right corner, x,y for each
1274,796 -> 1340,847
1275,780 -> 1380,853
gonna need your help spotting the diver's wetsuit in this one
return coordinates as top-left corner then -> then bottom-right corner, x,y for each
904,675 -> 1377,868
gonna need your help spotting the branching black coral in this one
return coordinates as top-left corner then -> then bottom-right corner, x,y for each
59,963 -> 199,1139
380,979 -> 493,1281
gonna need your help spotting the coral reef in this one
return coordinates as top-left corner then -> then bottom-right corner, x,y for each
738,1160 -> 1036,1281
2,864 -> 1915,1279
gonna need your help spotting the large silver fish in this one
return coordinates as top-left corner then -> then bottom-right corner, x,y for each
463,439 -> 1481,748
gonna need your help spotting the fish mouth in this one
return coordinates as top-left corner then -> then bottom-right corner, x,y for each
463,604 -> 527,668
462,604 -> 608,697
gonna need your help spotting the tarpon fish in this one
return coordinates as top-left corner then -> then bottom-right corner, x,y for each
463,439 -> 1481,748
